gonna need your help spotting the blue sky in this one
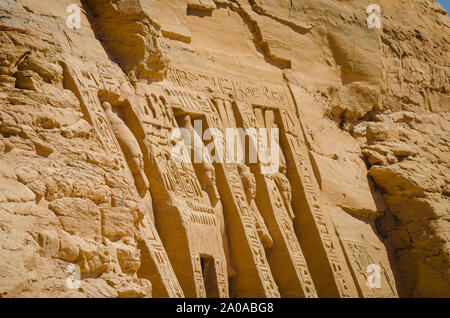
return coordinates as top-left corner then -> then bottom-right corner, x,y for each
437,0 -> 450,15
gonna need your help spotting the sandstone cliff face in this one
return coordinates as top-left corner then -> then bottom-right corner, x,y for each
0,0 -> 448,298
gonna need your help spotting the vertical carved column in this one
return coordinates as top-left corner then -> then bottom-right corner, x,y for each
63,64 -> 184,298
176,113 -> 236,281
138,213 -> 185,298
215,258 -> 229,297
192,255 -> 208,298
129,87 -> 229,298
233,101 -> 317,298
277,100 -> 358,297
201,106 -> 280,298
164,86 -> 280,297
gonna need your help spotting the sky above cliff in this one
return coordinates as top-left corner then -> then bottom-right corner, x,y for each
437,0 -> 450,15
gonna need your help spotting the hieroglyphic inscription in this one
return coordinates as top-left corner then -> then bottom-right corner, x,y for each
215,258 -> 228,298
139,214 -> 185,298
138,87 -> 205,202
233,101 -> 317,297
192,254 -> 207,298
186,201 -> 217,226
66,65 -> 135,186
344,239 -> 398,298
279,108 -> 357,297
167,67 -> 289,109
135,85 -> 229,298
267,175 -> 317,297
204,113 -> 280,298
168,82 -> 281,296
67,63 -> 184,298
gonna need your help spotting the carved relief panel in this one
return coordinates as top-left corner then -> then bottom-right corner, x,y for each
64,61 -> 184,298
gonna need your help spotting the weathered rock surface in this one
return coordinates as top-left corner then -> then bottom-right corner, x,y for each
0,0 -> 448,298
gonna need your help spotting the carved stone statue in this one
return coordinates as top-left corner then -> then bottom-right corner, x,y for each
273,166 -> 296,220
271,123 -> 295,221
237,164 -> 273,249
176,113 -> 236,277
176,114 -> 220,203
102,102 -> 150,196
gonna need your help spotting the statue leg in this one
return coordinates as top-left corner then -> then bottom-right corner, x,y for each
130,156 -> 150,197
252,205 -> 273,249
215,201 -> 237,278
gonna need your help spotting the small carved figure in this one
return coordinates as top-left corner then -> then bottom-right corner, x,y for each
177,114 -> 220,203
273,166 -> 296,220
271,126 -> 295,220
102,102 -> 149,196
238,164 -> 273,249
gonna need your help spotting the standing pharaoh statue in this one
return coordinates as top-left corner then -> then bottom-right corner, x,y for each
102,102 -> 150,197
237,164 -> 273,249
176,114 -> 221,202
273,166 -> 295,221
269,123 -> 295,221
176,114 -> 236,277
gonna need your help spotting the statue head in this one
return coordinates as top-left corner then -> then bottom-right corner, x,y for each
238,164 -> 256,200
102,101 -> 112,112
204,163 -> 216,183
